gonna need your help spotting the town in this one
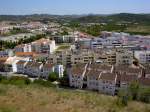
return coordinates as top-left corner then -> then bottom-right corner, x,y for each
0,19 -> 150,98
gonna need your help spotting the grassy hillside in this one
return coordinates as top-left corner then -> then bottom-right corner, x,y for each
74,13 -> 150,24
70,13 -> 150,36
0,84 -> 150,112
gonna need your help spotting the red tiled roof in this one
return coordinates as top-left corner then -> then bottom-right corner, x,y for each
16,60 -> 26,65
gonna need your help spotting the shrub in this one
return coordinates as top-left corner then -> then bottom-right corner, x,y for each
138,87 -> 150,103
48,72 -> 59,82
59,70 -> 69,86
25,78 -> 31,85
117,89 -> 129,106
128,81 -> 140,100
33,79 -> 55,87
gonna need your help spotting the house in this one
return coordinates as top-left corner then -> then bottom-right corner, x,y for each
69,64 -> 88,88
15,44 -> 32,53
87,70 -> 101,91
0,49 -> 14,57
117,73 -> 138,89
16,60 -> 28,74
31,38 -> 56,54
15,52 -> 37,58
4,56 -> 30,73
14,38 -> 56,54
114,65 -> 142,77
106,51 -> 116,65
116,49 -> 133,66
99,72 -> 117,95
88,63 -> 114,73
24,62 -> 33,75
41,63 -> 54,79
134,51 -> 150,64
29,62 -> 43,77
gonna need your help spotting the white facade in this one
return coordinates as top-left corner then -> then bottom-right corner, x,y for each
87,71 -> 101,91
15,39 -> 56,54
98,73 -> 117,96
69,64 -> 88,88
30,63 -> 43,77
16,61 -> 28,73
116,50 -> 133,65
134,51 -> 150,64
54,65 -> 64,78
15,44 -> 32,53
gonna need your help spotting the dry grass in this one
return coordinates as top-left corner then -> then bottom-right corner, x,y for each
0,84 -> 150,112
126,25 -> 150,33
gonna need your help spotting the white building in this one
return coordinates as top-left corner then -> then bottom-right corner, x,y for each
99,72 -> 117,96
15,38 -> 56,54
24,62 -> 34,75
16,61 -> 28,73
29,62 -> 43,77
15,44 -> 32,53
41,63 -> 55,79
54,65 -> 64,78
87,70 -> 101,91
32,38 -> 56,54
116,49 -> 133,65
117,74 -> 138,89
69,64 -> 88,88
4,56 -> 30,72
134,51 -> 150,64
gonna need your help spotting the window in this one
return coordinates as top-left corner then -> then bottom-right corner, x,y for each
103,87 -> 105,90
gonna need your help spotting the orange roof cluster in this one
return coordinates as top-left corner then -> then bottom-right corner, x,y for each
0,57 -> 8,64
32,38 -> 52,44
15,52 -> 38,57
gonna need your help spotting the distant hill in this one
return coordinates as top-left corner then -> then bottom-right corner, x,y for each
1,13 -> 150,35
0,13 -> 150,24
72,13 -> 150,25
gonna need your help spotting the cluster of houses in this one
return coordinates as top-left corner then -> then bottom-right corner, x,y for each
47,48 -> 134,66
69,63 -> 150,95
77,31 -> 150,51
16,60 -> 64,79
15,38 -> 56,54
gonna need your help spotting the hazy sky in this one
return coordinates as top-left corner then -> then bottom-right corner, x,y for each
0,0 -> 150,15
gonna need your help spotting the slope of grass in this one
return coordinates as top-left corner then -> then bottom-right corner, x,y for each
0,84 -> 150,112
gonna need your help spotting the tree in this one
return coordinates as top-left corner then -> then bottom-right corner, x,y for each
48,72 -> 58,82
59,70 -> 69,86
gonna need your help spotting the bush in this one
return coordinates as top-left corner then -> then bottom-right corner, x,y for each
48,72 -> 59,82
128,81 -> 140,100
0,76 -> 32,86
25,78 -> 31,85
59,70 -> 69,86
117,89 -> 129,106
33,79 -> 55,87
138,87 -> 150,103
0,76 -> 5,82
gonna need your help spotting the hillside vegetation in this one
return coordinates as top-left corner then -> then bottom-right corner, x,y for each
0,84 -> 150,112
